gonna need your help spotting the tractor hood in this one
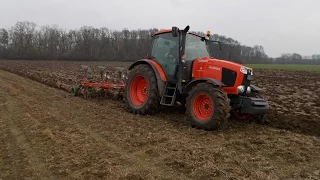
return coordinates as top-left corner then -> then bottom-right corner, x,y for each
190,56 -> 254,94
193,56 -> 253,75
215,58 -> 252,75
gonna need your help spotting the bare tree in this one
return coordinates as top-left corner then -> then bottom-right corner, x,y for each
1,21 -> 318,65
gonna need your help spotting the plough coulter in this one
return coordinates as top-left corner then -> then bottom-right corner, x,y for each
71,65 -> 127,99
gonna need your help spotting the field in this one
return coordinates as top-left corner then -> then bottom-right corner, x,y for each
246,64 -> 320,71
0,60 -> 319,179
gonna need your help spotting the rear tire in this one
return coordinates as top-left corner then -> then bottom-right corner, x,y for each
186,83 -> 230,130
124,64 -> 161,115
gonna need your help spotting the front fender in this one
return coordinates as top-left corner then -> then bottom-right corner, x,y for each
128,59 -> 167,96
183,78 -> 226,94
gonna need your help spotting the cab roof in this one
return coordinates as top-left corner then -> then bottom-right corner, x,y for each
154,29 -> 204,38
154,29 -> 172,35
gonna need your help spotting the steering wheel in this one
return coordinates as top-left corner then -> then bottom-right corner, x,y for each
165,52 -> 177,64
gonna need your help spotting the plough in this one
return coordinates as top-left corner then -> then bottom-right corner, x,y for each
71,65 -> 127,99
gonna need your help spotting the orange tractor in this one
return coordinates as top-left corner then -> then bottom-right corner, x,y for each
124,25 -> 269,130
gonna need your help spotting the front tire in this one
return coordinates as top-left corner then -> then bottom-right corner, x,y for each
186,83 -> 230,130
124,64 -> 161,115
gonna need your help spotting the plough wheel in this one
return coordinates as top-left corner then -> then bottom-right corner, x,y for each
71,86 -> 79,96
83,87 -> 95,98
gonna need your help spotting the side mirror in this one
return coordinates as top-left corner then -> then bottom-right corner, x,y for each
172,26 -> 178,37
183,25 -> 190,33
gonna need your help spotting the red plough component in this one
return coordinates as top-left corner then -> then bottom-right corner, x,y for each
82,81 -> 125,89
71,65 -> 127,99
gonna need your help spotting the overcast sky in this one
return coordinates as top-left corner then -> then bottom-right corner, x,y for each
0,0 -> 319,57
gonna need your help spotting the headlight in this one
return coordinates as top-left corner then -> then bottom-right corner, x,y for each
237,85 -> 245,93
246,86 -> 251,93
240,66 -> 247,74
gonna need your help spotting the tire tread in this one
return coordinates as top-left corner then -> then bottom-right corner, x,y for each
185,83 -> 230,130
124,64 -> 161,115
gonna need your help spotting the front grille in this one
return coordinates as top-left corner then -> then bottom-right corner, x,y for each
221,68 -> 237,87
242,69 -> 252,87
242,74 -> 250,87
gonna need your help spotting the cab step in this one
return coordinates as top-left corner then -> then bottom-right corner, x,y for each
160,83 -> 177,106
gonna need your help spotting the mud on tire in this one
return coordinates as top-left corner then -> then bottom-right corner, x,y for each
186,83 -> 230,130
124,64 -> 161,115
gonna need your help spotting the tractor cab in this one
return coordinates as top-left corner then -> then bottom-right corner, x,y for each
149,32 -> 179,82
149,29 -> 212,84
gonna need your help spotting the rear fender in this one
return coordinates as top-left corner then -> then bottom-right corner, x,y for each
128,59 -> 167,96
183,78 -> 226,94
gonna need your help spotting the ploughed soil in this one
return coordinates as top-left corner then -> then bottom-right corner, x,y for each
0,60 -> 320,179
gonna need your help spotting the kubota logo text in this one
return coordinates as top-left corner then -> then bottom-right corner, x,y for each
208,66 -> 221,71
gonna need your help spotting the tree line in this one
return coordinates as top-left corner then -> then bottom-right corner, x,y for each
0,21 -> 319,64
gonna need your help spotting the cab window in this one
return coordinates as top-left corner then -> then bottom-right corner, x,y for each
185,34 -> 210,61
151,33 -> 178,62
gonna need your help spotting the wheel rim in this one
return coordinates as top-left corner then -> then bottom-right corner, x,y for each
233,109 -> 251,120
192,94 -> 214,120
130,75 -> 148,106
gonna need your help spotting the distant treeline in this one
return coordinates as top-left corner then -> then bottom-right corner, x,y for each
0,21 -> 319,64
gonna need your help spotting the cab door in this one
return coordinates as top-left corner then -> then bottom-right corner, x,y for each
150,33 -> 179,82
